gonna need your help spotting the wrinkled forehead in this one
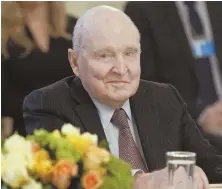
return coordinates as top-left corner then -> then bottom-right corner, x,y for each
80,11 -> 140,52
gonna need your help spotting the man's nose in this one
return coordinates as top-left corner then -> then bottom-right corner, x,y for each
113,55 -> 127,75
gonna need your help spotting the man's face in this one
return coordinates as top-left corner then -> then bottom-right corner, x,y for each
73,17 -> 141,106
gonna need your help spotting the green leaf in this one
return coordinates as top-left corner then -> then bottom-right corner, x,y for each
1,182 -> 13,189
42,183 -> 53,189
99,156 -> 134,189
99,140 -> 110,151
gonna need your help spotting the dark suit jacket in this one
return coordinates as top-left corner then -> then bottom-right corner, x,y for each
23,76 -> 222,183
125,1 -> 222,120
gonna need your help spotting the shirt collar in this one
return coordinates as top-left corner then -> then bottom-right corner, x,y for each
90,96 -> 132,129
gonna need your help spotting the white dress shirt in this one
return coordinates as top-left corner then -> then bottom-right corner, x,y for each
176,1 -> 222,99
90,96 -> 146,175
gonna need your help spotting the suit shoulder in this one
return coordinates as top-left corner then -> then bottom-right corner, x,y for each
25,76 -> 74,103
37,76 -> 74,95
137,80 -> 184,113
138,80 -> 182,104
139,79 -> 171,91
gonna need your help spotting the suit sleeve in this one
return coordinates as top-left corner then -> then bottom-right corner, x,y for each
23,90 -> 66,134
168,84 -> 222,183
124,2 -> 157,81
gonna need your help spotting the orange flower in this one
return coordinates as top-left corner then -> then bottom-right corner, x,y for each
81,170 -> 103,189
52,160 -> 78,189
34,149 -> 50,162
31,142 -> 40,152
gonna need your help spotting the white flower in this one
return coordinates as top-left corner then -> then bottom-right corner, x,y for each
26,141 -> 34,170
3,134 -> 34,170
4,134 -> 28,153
2,153 -> 30,188
4,134 -> 32,153
61,123 -> 80,136
81,132 -> 98,146
22,179 -> 42,189
1,154 -> 6,176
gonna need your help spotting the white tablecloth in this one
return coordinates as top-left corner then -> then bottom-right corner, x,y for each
210,184 -> 222,189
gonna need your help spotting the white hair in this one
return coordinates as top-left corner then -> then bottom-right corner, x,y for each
72,5 -> 140,55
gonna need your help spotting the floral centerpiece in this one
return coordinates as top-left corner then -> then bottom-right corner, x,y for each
1,124 -> 133,189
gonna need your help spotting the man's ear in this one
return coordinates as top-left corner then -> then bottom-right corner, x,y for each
68,48 -> 80,76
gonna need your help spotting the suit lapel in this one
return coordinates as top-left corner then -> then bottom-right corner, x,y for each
75,104 -> 106,141
130,82 -> 166,170
207,2 -> 222,71
69,77 -> 106,141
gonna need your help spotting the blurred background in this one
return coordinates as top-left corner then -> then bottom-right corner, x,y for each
2,1 -> 222,143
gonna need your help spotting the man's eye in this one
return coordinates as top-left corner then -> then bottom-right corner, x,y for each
100,53 -> 109,58
125,51 -> 135,57
97,53 -> 113,61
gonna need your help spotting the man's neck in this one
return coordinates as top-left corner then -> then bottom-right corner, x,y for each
89,95 -> 127,110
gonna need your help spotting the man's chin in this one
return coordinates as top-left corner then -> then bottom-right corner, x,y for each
109,93 -> 131,102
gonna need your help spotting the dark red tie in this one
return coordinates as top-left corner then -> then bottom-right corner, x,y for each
111,108 -> 148,172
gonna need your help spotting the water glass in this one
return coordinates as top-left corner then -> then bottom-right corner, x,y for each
166,151 -> 196,189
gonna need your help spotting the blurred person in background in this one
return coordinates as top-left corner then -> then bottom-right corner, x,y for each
2,1 -> 77,136
125,1 -> 222,140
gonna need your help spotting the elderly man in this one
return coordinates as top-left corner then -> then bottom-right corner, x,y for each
23,6 -> 222,189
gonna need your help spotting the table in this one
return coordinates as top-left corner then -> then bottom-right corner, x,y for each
210,184 -> 222,189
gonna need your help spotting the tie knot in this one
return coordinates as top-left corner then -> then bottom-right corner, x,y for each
111,108 -> 129,130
